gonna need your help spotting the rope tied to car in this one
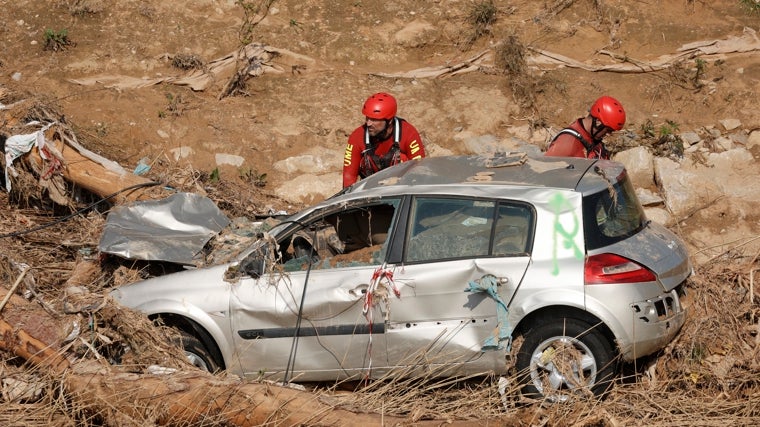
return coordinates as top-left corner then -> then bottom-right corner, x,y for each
361,264 -> 400,383
465,274 -> 512,352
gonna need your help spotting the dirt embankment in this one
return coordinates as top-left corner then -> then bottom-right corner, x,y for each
1,0 -> 760,425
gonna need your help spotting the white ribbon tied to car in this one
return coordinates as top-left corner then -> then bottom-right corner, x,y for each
361,263 -> 400,379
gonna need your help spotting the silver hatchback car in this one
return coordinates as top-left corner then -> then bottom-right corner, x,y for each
111,154 -> 691,401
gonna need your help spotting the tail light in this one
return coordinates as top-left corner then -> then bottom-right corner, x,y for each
585,253 -> 656,284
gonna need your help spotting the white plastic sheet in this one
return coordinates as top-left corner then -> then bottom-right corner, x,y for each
3,122 -> 54,192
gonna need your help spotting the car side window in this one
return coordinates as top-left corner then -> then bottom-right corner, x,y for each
279,201 -> 398,271
492,203 -> 532,256
406,198 -> 495,262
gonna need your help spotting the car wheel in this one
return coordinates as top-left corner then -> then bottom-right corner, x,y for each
515,317 -> 617,402
175,330 -> 221,373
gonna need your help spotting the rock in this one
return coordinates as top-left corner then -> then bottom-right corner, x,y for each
727,131 -> 748,146
705,126 -> 722,138
215,153 -> 245,167
273,148 -> 342,175
747,130 -> 760,149
654,157 -> 722,220
654,147 -> 760,221
614,146 -> 654,189
684,141 -> 703,153
719,118 -> 742,131
679,131 -> 701,146
713,136 -> 734,152
643,206 -> 672,227
275,173 -> 341,204
704,148 -> 759,200
636,187 -> 664,206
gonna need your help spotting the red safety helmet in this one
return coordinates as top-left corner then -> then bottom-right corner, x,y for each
590,96 -> 626,131
362,92 -> 397,120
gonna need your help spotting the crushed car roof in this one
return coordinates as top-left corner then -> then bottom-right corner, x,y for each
346,153 -> 601,194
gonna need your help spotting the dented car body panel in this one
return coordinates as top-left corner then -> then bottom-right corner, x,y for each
111,154 -> 691,384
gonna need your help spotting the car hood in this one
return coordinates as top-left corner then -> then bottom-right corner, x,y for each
109,263 -> 234,313
602,221 -> 692,291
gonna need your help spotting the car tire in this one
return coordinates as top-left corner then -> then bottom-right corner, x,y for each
175,330 -> 222,373
515,317 -> 617,402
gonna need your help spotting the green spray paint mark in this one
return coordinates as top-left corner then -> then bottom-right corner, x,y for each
549,193 -> 583,275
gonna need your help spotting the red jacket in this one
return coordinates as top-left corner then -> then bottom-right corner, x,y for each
342,119 -> 425,187
545,118 -> 609,159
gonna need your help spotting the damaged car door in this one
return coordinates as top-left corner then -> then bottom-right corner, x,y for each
382,196 -> 535,374
229,199 -> 402,381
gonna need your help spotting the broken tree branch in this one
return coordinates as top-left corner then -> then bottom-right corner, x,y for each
0,287 -> 422,426
0,265 -> 29,313
23,127 -> 160,204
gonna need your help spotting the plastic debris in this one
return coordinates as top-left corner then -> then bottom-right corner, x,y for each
465,274 -> 513,351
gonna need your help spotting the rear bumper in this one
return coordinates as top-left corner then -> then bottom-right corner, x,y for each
618,284 -> 687,360
585,281 -> 688,361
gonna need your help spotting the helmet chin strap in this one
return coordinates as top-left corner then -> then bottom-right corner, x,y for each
589,117 -> 606,141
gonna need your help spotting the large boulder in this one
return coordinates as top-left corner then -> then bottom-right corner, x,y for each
614,146 -> 655,190
654,147 -> 759,220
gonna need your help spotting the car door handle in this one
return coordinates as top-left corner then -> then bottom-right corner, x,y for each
349,284 -> 369,298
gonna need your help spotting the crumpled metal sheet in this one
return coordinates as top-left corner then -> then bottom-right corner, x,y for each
98,192 -> 230,265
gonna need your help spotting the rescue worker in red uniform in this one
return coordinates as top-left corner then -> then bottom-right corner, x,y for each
342,92 -> 426,188
545,96 -> 626,160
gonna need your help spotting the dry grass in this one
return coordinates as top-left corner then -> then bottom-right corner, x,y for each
326,327 -> 513,421
1,92 -> 759,425
1,229 -> 758,427
170,53 -> 205,71
493,33 -> 544,111
320,252 -> 760,425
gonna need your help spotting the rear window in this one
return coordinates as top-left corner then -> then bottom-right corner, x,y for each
582,174 -> 646,250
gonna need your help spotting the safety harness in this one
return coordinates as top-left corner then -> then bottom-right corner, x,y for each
360,117 -> 403,178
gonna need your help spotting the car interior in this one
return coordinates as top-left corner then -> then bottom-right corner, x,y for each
279,203 -> 397,271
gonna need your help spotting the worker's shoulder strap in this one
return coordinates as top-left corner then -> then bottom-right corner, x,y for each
364,117 -> 403,148
551,128 -> 593,151
393,117 -> 405,147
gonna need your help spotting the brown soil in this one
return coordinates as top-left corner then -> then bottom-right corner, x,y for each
5,1 -> 760,181
2,0 -> 760,425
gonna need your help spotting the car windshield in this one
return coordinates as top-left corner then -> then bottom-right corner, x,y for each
582,174 -> 646,250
